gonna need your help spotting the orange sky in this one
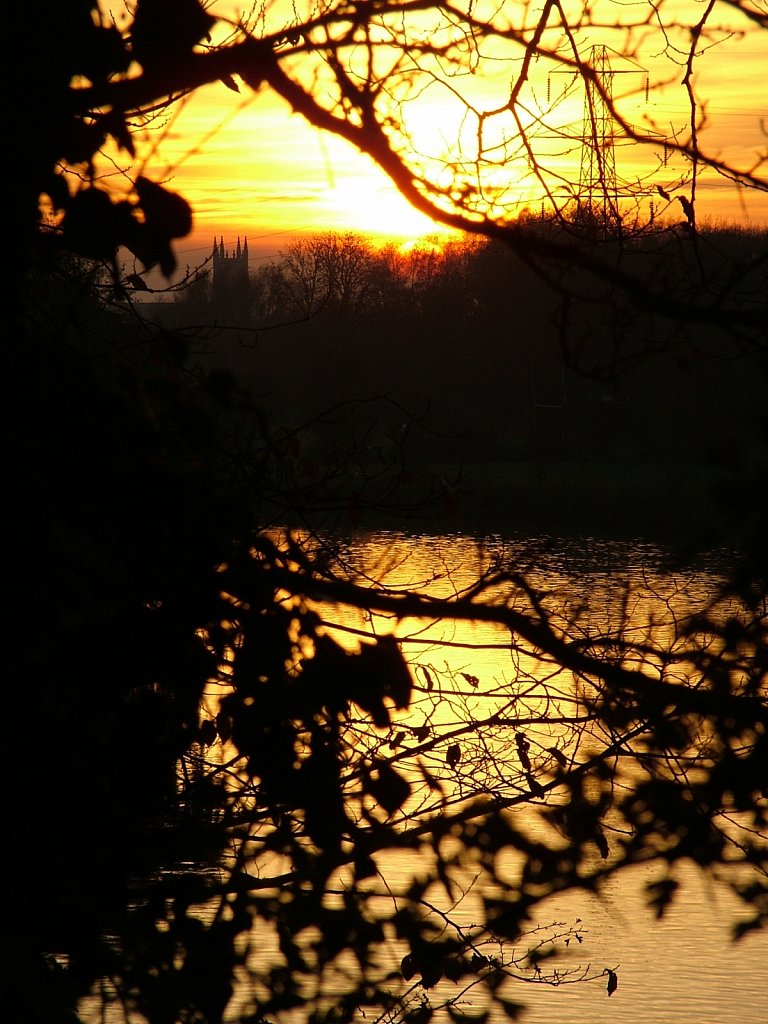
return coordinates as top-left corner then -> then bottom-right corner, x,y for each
118,1 -> 767,277
150,90 -> 452,272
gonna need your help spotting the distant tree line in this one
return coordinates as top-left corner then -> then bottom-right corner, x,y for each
183,222 -> 767,334
161,222 -> 767,540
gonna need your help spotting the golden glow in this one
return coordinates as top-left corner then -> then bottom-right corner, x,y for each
110,0 -> 767,273
141,85 -> 452,260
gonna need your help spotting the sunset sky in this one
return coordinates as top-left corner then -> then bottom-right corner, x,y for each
120,1 -> 767,276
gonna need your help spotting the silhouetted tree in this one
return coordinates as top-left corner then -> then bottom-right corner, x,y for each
10,3 -> 766,1023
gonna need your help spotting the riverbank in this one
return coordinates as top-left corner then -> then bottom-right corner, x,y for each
347,458 -> 738,551
453,459 -> 726,534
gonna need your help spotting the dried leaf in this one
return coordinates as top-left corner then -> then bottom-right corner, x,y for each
515,732 -> 532,772
594,827 -> 610,860
126,274 -> 150,291
546,745 -> 567,767
199,718 -> 217,747
525,772 -> 545,797
365,761 -> 411,814
135,176 -> 193,240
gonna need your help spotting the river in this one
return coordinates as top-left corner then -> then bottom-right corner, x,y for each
306,527 -> 768,1024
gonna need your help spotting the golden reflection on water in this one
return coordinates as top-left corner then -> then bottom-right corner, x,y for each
284,528 -> 767,1024
84,529 -> 765,1024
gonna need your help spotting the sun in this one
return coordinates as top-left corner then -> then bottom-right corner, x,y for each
297,126 -> 454,245
324,170 -> 452,245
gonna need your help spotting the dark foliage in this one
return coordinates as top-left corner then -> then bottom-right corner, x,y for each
8,3 -> 767,1023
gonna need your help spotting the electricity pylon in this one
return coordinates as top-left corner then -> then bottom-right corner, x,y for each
545,44 -> 647,231
577,45 -> 621,227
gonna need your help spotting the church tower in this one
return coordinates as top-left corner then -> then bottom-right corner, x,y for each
211,235 -> 250,315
